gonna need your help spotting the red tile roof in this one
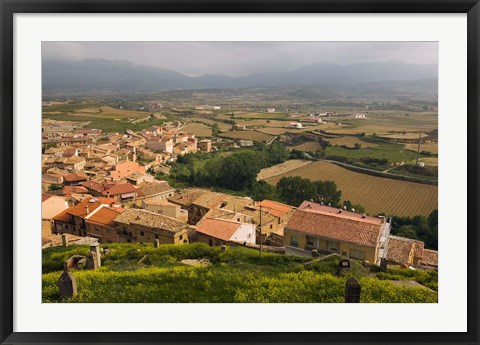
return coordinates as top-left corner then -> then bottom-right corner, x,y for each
286,208 -> 382,248
86,206 -> 124,228
421,249 -> 438,268
63,185 -> 89,195
195,218 -> 242,242
298,201 -> 383,225
103,183 -> 137,196
256,199 -> 295,218
386,236 -> 414,265
64,173 -> 88,182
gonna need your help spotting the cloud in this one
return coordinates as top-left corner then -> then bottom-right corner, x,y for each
42,41 -> 438,77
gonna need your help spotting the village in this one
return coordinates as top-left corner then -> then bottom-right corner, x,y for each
42,120 -> 438,272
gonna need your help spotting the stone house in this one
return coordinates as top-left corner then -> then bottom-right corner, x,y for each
114,208 -> 189,245
284,202 -> 390,264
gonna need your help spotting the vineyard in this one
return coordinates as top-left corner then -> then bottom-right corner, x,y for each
180,123 -> 213,137
219,130 -> 274,142
263,160 -> 438,217
327,136 -> 379,148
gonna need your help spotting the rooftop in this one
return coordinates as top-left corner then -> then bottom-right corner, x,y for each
286,208 -> 383,248
195,218 -> 243,242
114,208 -> 187,233
298,201 -> 383,225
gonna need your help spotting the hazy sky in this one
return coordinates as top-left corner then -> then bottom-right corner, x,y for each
42,41 -> 438,77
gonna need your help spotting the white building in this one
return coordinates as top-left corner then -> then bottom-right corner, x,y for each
286,122 -> 303,129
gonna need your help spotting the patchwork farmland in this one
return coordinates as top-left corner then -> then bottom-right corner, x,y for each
262,160 -> 438,217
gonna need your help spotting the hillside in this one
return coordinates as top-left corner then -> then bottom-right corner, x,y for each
43,243 -> 437,303
43,58 -> 438,95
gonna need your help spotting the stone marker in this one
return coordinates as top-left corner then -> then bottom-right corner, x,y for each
380,258 -> 388,272
61,234 -> 68,247
58,269 -> 77,299
345,276 -> 361,303
311,249 -> 319,258
89,242 -> 101,268
337,259 -> 351,276
154,239 -> 160,248
87,252 -> 99,270
221,245 -> 227,253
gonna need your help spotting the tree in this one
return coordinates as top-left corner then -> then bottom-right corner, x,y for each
216,152 -> 262,190
276,176 -> 317,207
354,143 -> 361,150
211,123 -> 220,137
250,181 -> 279,202
266,142 -> 290,165
314,180 -> 341,206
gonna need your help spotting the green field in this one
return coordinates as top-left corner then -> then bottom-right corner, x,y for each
42,243 -> 437,303
42,114 -> 164,133
325,142 -> 418,163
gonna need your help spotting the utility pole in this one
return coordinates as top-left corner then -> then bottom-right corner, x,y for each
259,205 -> 262,256
416,130 -> 422,166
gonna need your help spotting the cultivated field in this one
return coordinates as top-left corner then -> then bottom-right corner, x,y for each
256,127 -> 289,135
219,130 -> 274,142
418,158 -> 439,167
257,159 -> 313,180
327,136 -> 379,148
180,123 -> 212,137
263,160 -> 438,217
380,133 -> 429,140
187,117 -> 232,131
289,141 -> 322,152
405,143 -> 438,154
73,106 -> 149,118
324,113 -> 437,136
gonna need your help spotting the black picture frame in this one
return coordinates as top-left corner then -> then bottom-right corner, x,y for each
1,1 -> 479,344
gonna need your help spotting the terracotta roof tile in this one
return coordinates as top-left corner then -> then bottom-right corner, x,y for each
386,236 -> 415,265
256,199 -> 295,218
298,201 -> 382,225
195,218 -> 242,242
421,249 -> 438,268
286,208 -> 382,248
86,206 -> 124,228
114,208 -> 187,233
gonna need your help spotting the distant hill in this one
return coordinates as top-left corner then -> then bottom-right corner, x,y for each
43,58 -> 438,95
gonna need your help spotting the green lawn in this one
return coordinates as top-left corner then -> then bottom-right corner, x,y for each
42,243 -> 437,303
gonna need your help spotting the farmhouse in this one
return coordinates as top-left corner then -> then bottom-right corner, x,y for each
198,139 -> 212,152
114,208 -> 189,245
352,113 -> 366,119
265,108 -> 275,113
286,122 -> 303,129
284,201 -> 390,264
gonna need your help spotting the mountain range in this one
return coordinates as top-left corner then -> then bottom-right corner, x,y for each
42,58 -> 438,95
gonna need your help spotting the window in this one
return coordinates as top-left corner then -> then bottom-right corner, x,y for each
107,228 -> 111,233
290,235 -> 299,247
155,234 -> 158,239
350,249 -> 365,260
140,231 -> 144,236
270,224 -> 273,229
179,234 -> 183,240
247,233 -> 251,239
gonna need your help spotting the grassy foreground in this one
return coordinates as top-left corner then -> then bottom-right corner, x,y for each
42,243 -> 437,303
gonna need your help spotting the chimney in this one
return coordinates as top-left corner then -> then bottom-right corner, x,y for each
85,205 -> 89,214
